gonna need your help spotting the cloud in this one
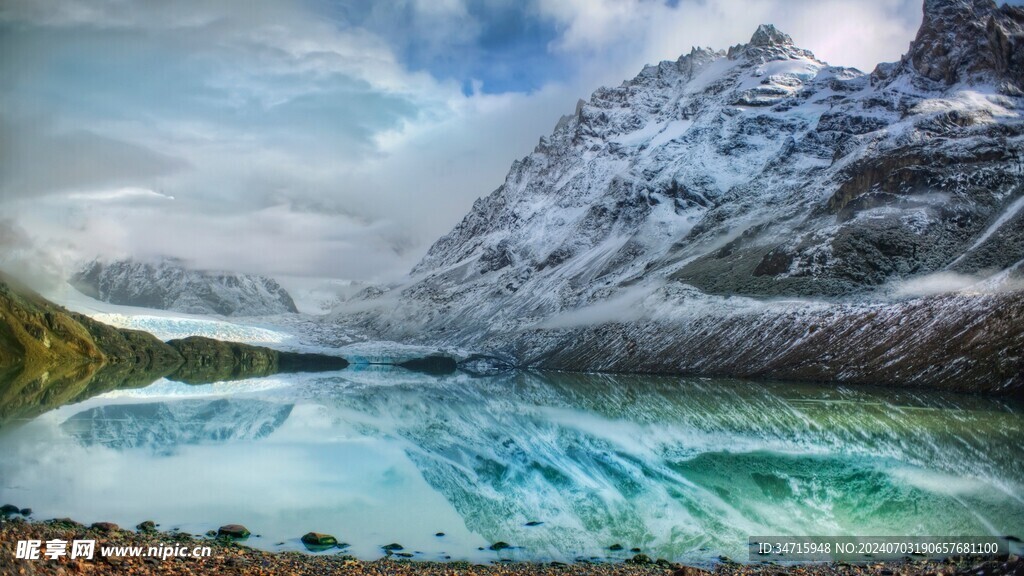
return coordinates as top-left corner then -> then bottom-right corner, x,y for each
0,0 -> 578,282
0,219 -> 71,290
64,187 -> 176,203
0,118 -> 188,202
534,0 -> 924,82
6,0 -> 1014,284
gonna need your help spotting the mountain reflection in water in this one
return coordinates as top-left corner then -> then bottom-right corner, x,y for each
0,368 -> 1021,563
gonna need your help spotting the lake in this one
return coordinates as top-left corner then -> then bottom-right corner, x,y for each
1,367 -> 1022,564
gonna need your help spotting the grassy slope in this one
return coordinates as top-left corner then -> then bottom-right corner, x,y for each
0,273 -> 183,423
0,274 -> 346,425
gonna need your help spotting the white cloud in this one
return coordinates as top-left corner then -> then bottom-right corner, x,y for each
0,0 -> 945,284
536,0 -> 922,78
65,187 -> 175,202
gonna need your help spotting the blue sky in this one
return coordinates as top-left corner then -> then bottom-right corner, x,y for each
1,0 -> 1017,283
318,0 -> 569,95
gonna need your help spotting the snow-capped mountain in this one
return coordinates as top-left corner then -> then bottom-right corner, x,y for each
335,0 -> 1024,393
414,0 -> 1023,304
71,258 -> 299,317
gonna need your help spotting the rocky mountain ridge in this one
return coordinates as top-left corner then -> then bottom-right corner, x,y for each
333,0 -> 1024,394
72,257 -> 299,317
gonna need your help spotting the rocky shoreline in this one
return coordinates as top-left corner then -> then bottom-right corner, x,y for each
1,515 -> 1021,576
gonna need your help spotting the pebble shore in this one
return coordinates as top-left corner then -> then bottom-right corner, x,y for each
2,517 -> 1021,576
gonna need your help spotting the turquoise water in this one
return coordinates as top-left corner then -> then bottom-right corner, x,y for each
1,368 -> 1022,563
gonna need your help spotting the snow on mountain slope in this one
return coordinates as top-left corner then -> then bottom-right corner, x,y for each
409,6 -> 1023,309
331,0 -> 1024,393
71,257 -> 299,317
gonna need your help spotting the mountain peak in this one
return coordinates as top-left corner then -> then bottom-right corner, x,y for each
892,0 -> 1024,92
728,24 -> 811,63
749,24 -> 793,47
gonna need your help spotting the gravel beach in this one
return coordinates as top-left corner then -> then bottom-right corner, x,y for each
2,517 -> 1021,576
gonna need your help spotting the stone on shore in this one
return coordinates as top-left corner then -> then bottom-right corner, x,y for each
217,524 -> 251,539
301,532 -> 338,547
626,554 -> 652,565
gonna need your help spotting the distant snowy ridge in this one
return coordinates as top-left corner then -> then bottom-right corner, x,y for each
331,0 -> 1024,393
71,257 -> 299,317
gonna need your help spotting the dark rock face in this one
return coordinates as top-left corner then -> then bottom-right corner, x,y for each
166,337 -> 278,383
71,258 -> 298,316
276,351 -> 350,373
889,0 -> 1024,92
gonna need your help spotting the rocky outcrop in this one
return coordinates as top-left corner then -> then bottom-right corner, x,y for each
71,257 -> 298,316
166,336 -> 348,384
880,0 -> 1024,93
